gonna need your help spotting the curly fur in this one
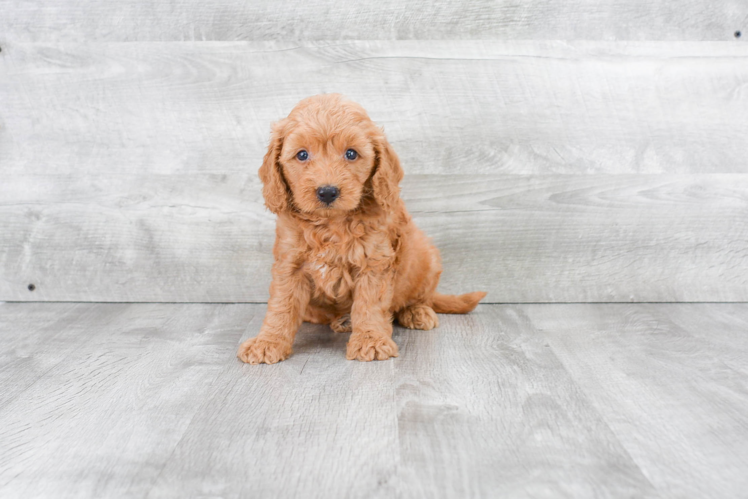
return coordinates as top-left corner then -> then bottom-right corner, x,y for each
238,94 -> 486,364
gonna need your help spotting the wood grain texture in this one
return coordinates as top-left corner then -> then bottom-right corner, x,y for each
149,305 -> 655,497
3,302 -> 747,497
0,302 -> 257,497
523,303 -> 748,497
392,305 -> 655,497
0,303 -> 121,409
0,304 -> 652,498
2,41 -> 747,176
148,314 -> 401,498
0,0 -> 745,42
1,173 -> 746,303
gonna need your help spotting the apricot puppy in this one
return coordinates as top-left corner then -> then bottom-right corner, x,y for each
238,94 -> 486,364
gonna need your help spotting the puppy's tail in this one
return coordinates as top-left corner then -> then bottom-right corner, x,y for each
431,291 -> 487,314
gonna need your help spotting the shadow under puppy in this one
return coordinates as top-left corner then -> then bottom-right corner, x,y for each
238,94 -> 486,364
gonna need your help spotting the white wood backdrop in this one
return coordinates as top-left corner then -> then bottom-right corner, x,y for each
1,3 -> 747,302
0,0 -> 745,41
2,42 -> 748,176
2,173 -> 746,302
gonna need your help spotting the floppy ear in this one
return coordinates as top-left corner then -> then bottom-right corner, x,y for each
258,120 -> 289,214
371,131 -> 404,211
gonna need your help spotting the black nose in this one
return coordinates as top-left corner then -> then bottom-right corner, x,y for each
316,185 -> 340,204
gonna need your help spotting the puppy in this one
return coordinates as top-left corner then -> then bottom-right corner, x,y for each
238,94 -> 486,363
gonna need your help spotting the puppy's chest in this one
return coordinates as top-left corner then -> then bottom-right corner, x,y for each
299,225 -> 389,302
302,239 -> 365,302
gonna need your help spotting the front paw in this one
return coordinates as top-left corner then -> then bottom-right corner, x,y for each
346,333 -> 399,362
237,336 -> 292,364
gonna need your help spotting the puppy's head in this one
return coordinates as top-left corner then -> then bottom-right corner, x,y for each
259,94 -> 403,216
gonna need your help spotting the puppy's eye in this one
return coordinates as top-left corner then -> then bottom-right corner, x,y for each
296,150 -> 309,161
345,149 -> 358,161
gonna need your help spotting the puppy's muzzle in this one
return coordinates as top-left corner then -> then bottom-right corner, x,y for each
316,185 -> 340,205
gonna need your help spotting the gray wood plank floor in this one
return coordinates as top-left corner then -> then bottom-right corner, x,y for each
1,302 -> 747,497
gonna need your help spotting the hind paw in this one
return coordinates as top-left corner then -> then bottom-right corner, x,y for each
396,305 -> 439,330
330,314 -> 352,333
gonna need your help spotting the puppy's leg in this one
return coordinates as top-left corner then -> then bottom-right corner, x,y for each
237,260 -> 311,365
330,314 -> 352,333
346,273 -> 398,361
396,304 -> 439,330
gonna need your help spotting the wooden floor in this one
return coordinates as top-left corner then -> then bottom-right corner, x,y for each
0,302 -> 747,498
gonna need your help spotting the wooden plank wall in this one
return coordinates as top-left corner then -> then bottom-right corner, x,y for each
1,2 -> 747,302
0,1 -> 745,41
